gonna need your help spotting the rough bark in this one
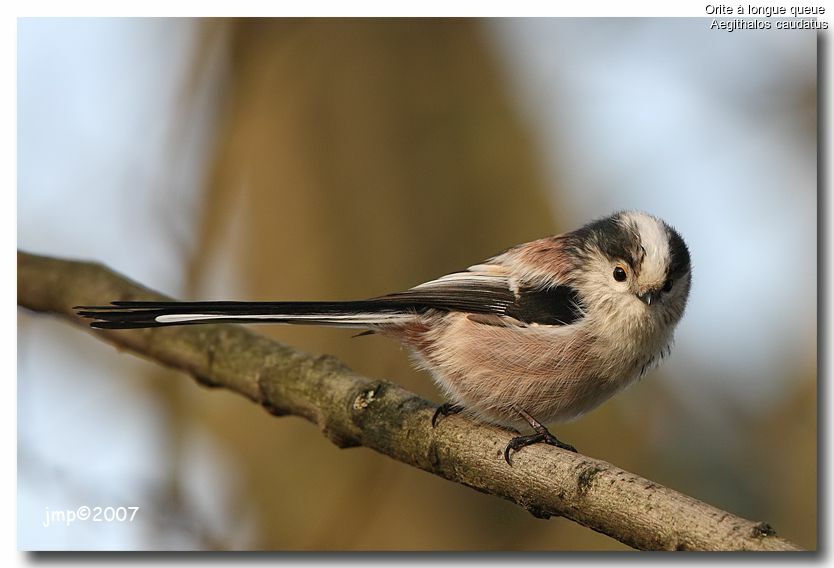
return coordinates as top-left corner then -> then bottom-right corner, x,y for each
17,251 -> 803,551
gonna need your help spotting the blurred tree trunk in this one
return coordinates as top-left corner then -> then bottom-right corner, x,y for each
172,18 -> 611,550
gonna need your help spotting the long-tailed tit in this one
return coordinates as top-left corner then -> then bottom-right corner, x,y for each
78,210 -> 691,463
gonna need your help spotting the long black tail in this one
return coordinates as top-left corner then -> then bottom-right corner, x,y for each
76,275 -> 519,330
75,300 -> 420,330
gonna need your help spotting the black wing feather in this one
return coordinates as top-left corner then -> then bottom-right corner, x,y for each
506,286 -> 585,326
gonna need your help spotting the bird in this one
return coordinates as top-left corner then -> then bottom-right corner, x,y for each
77,210 -> 691,464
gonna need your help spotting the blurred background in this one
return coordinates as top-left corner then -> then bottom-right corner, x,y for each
17,18 -> 816,550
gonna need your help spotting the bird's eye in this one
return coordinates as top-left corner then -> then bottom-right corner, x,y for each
662,278 -> 673,292
613,266 -> 627,282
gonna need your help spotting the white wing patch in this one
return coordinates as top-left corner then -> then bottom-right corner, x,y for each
411,264 -> 510,291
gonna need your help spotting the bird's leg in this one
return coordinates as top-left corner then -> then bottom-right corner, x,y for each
431,403 -> 464,427
504,406 -> 577,465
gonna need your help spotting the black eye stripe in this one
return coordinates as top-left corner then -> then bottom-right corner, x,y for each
567,215 -> 641,269
664,225 -> 691,280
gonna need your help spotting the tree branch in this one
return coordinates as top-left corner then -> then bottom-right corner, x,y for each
17,251 -> 802,551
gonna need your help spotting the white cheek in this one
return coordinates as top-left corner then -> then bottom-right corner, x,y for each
613,277 -> 636,298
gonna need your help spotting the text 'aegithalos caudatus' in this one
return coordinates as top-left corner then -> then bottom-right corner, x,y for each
78,211 -> 691,464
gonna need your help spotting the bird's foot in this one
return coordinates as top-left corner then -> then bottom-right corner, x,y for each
504,406 -> 577,465
432,403 -> 463,427
503,430 -> 577,465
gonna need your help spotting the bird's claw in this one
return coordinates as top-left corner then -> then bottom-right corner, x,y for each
432,403 -> 463,427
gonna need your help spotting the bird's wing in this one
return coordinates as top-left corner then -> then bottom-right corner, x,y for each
382,264 -> 585,326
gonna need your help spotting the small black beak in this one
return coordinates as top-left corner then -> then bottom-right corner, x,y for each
638,291 -> 656,306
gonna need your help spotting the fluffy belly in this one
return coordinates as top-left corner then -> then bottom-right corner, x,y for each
404,314 -> 642,428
